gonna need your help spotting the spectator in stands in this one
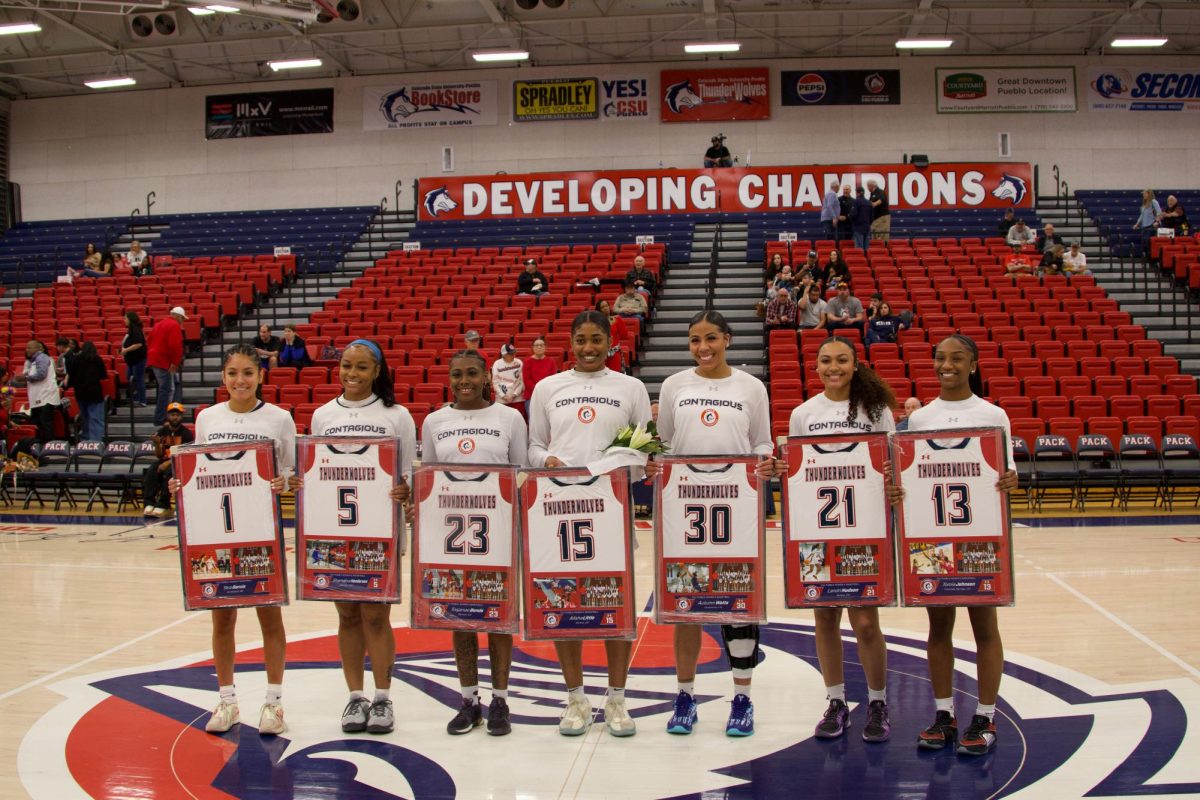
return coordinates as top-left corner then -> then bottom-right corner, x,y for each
626,255 -> 658,297
0,369 -> 12,435
826,250 -> 851,287
704,136 -> 732,168
14,340 -> 61,443
997,208 -> 1016,236
517,258 -> 549,296
823,282 -> 865,335
766,252 -> 788,281
81,242 -> 101,272
1063,241 -> 1090,276
895,396 -> 921,431
1040,244 -> 1065,275
837,184 -> 854,243
126,241 -> 151,276
143,402 -> 194,517
463,330 -> 490,364
806,250 -> 828,289
1005,244 -> 1035,278
801,249 -> 819,276
821,182 -> 841,240
612,281 -> 649,321
1161,195 -> 1188,235
772,266 -> 796,295
596,300 -> 630,372
121,311 -> 147,408
866,301 -> 908,349
1035,223 -> 1064,254
277,324 -> 312,368
147,307 -> 186,426
492,344 -> 525,419
71,244 -> 114,279
54,337 -> 77,384
797,280 -> 827,330
523,336 -> 558,416
250,324 -> 282,371
66,341 -> 106,442
868,180 -> 890,242
850,186 -> 873,253
1006,220 -> 1035,247
764,288 -> 798,333
1132,188 -> 1162,260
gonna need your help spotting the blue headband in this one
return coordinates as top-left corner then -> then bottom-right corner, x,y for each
347,339 -> 382,363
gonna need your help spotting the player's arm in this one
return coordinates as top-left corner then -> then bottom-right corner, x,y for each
527,389 -> 556,467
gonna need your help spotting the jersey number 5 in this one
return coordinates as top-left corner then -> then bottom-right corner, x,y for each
445,515 -> 489,555
337,487 -> 358,527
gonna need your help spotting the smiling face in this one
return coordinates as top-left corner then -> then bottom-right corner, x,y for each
689,319 -> 730,374
448,355 -> 489,407
222,354 -> 262,408
571,322 -> 610,373
598,300 -> 611,315
258,325 -> 272,342
339,345 -> 380,402
817,340 -> 856,395
933,336 -> 976,395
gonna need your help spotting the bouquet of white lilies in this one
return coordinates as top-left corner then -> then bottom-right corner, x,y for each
606,421 -> 670,456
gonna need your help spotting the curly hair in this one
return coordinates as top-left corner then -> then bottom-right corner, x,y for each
819,336 -> 897,425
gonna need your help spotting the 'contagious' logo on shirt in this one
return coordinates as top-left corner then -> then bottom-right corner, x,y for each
555,396 -> 623,409
436,427 -> 502,441
322,424 -> 390,435
807,419 -> 874,433
678,398 -> 744,412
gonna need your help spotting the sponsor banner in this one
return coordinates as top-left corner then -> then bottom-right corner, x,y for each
1086,66 -> 1200,112
363,81 -> 497,130
936,67 -> 1076,113
417,161 -> 1033,221
781,70 -> 901,106
513,77 -> 599,121
205,88 -> 334,140
600,76 -> 652,121
661,67 -> 770,122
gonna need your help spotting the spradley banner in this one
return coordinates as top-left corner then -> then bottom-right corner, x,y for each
936,67 -> 1076,113
600,76 -> 652,121
513,78 -> 599,121
660,67 -> 770,122
417,162 -> 1033,221
363,82 -> 497,130
1086,66 -> 1200,112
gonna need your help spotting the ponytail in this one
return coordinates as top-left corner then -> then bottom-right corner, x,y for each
343,339 -> 396,406
945,333 -> 984,397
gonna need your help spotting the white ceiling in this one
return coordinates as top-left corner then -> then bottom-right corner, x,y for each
0,0 -> 1197,99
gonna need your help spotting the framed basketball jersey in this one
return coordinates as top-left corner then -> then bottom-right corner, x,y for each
173,440 -> 286,610
519,468 -> 636,641
410,464 -> 520,634
654,456 -> 766,624
295,436 -> 403,603
893,427 -> 1015,607
782,433 -> 896,608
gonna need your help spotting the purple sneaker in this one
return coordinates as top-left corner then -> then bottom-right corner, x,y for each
862,700 -> 891,742
815,698 -> 850,738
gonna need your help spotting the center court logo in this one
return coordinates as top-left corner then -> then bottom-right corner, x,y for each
21,620 -> 1199,799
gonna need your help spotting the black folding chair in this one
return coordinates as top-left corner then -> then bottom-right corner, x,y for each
1011,436 -> 1034,509
1031,434 -> 1077,512
1118,433 -> 1164,510
22,441 -> 71,509
1074,434 -> 1120,511
1162,433 -> 1200,510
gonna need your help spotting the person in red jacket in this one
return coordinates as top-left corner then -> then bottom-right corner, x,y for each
147,306 -> 186,426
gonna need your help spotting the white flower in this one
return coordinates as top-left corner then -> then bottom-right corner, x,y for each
628,425 -> 654,450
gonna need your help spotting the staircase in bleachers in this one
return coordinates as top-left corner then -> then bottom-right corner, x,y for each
1076,189 -> 1197,258
0,216 -> 131,285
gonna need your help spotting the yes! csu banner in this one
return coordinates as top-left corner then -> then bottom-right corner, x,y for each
416,162 -> 1033,221
363,81 -> 497,130
781,70 -> 901,106
513,78 -> 598,121
600,76 -> 652,121
661,67 -> 770,122
936,67 -> 1076,113
206,88 -> 334,139
1086,66 -> 1200,112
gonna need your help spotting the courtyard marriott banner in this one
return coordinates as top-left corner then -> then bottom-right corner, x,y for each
936,67 -> 1076,113
1086,66 -> 1200,112
206,88 -> 334,139
660,67 -> 770,122
513,78 -> 599,121
417,162 -> 1033,221
363,82 -> 497,130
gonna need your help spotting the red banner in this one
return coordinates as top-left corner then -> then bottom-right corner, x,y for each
660,67 -> 770,122
417,162 -> 1033,221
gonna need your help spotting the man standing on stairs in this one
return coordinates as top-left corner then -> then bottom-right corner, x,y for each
821,182 -> 841,240
868,180 -> 890,243
147,307 -> 186,426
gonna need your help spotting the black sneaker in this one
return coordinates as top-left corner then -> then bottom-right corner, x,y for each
956,714 -> 997,756
446,699 -> 483,735
918,710 -> 958,750
814,698 -> 850,738
486,697 -> 512,736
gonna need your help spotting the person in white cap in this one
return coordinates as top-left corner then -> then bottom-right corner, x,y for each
491,343 -> 525,418
147,306 -> 187,425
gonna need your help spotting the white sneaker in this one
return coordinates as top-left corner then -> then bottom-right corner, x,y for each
205,701 -> 240,733
604,695 -> 637,737
152,507 -> 168,517
258,703 -> 287,735
558,693 -> 593,736
142,505 -> 153,516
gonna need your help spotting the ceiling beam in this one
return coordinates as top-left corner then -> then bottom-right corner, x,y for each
1090,0 -> 1150,50
903,0 -> 935,40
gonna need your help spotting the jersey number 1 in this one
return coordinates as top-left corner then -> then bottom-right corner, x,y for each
220,493 -> 234,533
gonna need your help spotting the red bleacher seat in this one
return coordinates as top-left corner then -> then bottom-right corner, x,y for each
1126,416 -> 1162,442
1087,416 -> 1124,444
1048,417 -> 1084,442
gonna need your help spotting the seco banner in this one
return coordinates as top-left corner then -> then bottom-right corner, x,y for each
363,81 -> 497,130
1086,66 -> 1200,112
205,88 -> 334,139
660,67 -> 770,123
781,70 -> 901,106
936,67 -> 1076,113
417,162 -> 1033,221
513,78 -> 599,121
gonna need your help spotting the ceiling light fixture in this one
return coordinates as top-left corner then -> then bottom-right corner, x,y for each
268,58 -> 323,71
895,39 -> 954,49
206,5 -> 240,12
85,77 -> 137,89
684,42 -> 741,54
0,22 -> 41,35
187,6 -> 217,14
471,50 -> 530,62
1110,37 -> 1167,48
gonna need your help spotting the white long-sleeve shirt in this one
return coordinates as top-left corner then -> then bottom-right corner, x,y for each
194,400 -> 297,476
310,394 -> 417,479
491,357 -> 525,404
657,367 -> 773,457
906,395 -> 1016,470
421,403 -> 528,465
527,367 -> 652,467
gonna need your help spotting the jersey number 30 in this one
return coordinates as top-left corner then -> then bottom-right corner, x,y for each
684,504 -> 731,544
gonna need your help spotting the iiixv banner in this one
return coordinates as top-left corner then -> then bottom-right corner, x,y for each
205,88 -> 334,139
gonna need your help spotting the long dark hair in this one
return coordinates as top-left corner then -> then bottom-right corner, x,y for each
820,336 -> 896,425
571,310 -> 611,337
222,343 -> 264,400
125,311 -> 142,332
344,339 -> 396,407
448,348 -> 493,404
940,334 -> 984,397
688,309 -> 732,335
77,341 -> 102,365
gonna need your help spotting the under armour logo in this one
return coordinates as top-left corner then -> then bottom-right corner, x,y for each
947,417 -> 959,423
806,458 -> 816,464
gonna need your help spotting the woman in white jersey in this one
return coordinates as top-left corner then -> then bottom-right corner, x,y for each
171,344 -> 296,736
905,334 -> 1017,757
527,310 -> 652,737
787,336 -> 897,743
294,339 -> 416,735
422,349 -> 527,737
657,310 -> 773,738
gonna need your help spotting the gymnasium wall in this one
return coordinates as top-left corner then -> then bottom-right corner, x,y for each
9,55 -> 1200,221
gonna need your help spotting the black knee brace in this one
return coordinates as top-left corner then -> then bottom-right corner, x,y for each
721,624 -> 763,671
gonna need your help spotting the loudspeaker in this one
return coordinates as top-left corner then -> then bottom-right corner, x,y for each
316,0 -> 360,23
129,11 -> 178,38
514,0 -> 567,9
910,153 -> 930,169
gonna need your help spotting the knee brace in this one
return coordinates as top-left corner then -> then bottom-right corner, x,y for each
721,624 -> 762,672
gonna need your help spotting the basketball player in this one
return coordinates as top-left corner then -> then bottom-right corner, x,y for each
527,310 -> 652,737
903,334 -> 1017,756
786,336 -> 897,743
294,339 -> 415,735
422,349 -> 527,737
656,310 -> 773,737
170,344 -> 295,736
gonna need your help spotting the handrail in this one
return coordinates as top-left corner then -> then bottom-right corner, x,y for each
1051,165 -> 1062,197
705,219 -> 720,311
145,191 -> 156,226
394,180 -> 402,217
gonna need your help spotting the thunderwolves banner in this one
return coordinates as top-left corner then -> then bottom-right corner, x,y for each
417,162 -> 1034,220
660,67 -> 770,122
363,82 -> 498,130
205,88 -> 333,139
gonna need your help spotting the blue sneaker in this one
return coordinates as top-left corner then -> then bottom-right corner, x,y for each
726,694 -> 755,737
666,691 -> 698,734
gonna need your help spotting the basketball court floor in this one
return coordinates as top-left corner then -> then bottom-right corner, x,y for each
1,507 -> 1198,799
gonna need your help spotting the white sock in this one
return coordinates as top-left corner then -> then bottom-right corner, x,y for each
868,687 -> 887,703
607,686 -> 625,702
826,683 -> 846,702
733,685 -> 751,699
218,685 -> 237,704
461,684 -> 480,704
567,686 -> 587,702
349,690 -> 366,701
494,688 -> 508,699
264,684 -> 282,705
373,688 -> 389,703
935,696 -> 954,714
976,703 -> 996,720
678,681 -> 695,697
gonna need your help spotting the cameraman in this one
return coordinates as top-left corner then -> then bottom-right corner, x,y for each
704,135 -> 732,168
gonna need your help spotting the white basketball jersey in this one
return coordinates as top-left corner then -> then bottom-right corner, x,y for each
180,450 -> 276,546
787,441 -> 888,542
300,442 -> 396,541
660,463 -> 761,558
901,437 -> 1003,538
524,475 -> 629,573
417,470 -> 514,568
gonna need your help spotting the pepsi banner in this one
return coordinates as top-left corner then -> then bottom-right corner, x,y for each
417,161 -> 1033,220
363,81 -> 497,130
781,70 -> 901,106
1086,66 -> 1200,112
936,67 -> 1076,114
660,67 -> 770,123
205,88 -> 333,140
